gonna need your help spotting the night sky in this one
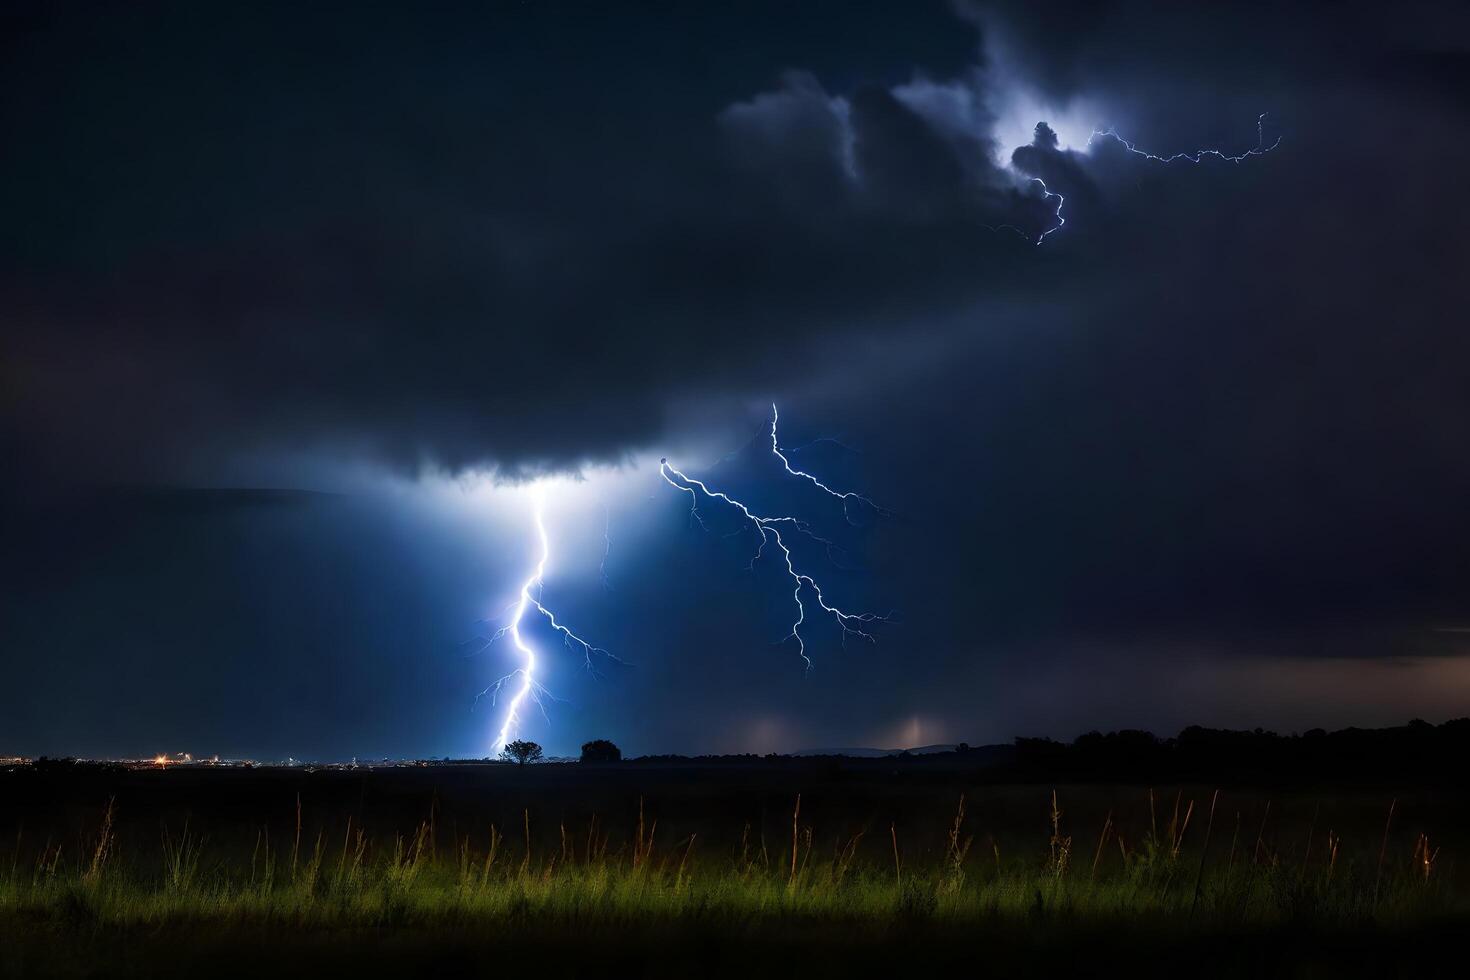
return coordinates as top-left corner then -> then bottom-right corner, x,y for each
4,1 -> 1469,760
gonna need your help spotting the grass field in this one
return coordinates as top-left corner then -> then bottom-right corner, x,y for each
3,765 -> 1467,977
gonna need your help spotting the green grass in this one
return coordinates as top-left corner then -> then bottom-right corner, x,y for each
3,791 -> 1467,977
0,793 -> 1464,975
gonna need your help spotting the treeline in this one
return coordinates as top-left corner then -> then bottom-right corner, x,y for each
17,719 -> 1470,785
1007,718 -> 1470,784
620,719 -> 1470,785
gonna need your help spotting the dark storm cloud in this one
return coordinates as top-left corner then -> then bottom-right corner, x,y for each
709,0 -> 1470,684
3,0 -> 1029,483
8,0 -> 1360,484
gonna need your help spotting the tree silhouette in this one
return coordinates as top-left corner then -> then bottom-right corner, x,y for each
580,739 -> 622,763
499,739 -> 543,765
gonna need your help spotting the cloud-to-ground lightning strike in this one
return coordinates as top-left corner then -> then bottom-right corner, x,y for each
480,489 -> 622,754
1012,113 -> 1278,244
659,406 -> 891,672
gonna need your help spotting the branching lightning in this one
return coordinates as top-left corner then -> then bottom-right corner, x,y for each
1088,112 -> 1281,165
1010,113 -> 1279,245
659,405 -> 891,672
767,404 -> 888,525
479,489 -> 623,754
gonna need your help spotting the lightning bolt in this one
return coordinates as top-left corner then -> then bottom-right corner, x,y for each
1031,178 -> 1067,245
481,488 -> 622,754
1088,112 -> 1282,165
600,503 -> 613,591
988,177 -> 1066,246
768,404 -> 888,524
659,405 -> 891,672
1008,113 -> 1279,245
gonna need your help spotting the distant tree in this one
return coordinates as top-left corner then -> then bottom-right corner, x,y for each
499,740 -> 543,766
580,739 -> 621,763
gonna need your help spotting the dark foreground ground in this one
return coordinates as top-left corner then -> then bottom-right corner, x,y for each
2,758 -> 1468,978
10,912 -> 1469,979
